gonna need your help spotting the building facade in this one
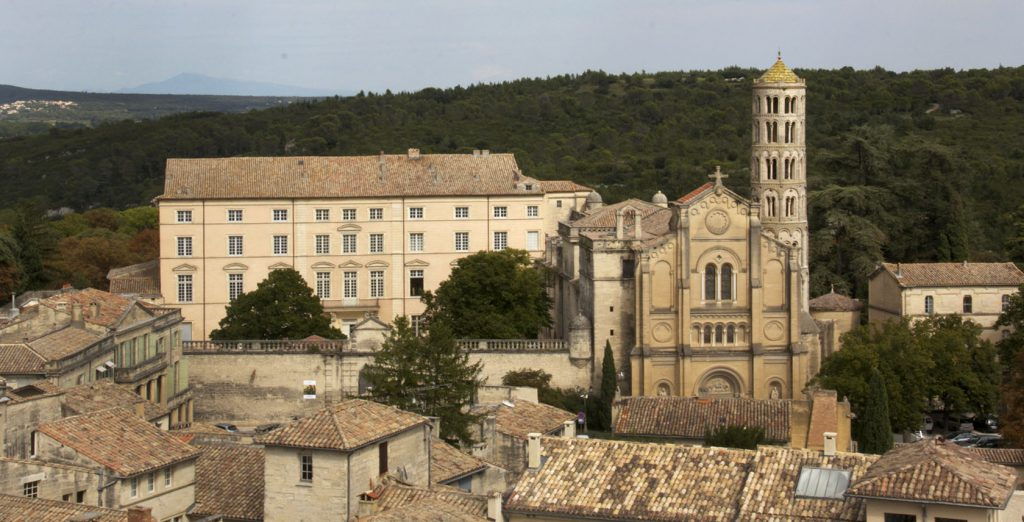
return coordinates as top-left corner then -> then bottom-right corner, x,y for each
868,262 -> 1024,342
156,151 -> 590,339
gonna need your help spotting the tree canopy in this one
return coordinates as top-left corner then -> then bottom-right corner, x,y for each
422,249 -> 551,338
209,268 -> 344,340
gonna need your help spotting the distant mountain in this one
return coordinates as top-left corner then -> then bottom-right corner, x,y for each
120,73 -> 344,97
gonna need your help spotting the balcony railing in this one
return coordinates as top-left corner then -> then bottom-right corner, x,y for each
321,298 -> 380,311
456,339 -> 568,353
112,352 -> 167,383
183,339 -> 348,354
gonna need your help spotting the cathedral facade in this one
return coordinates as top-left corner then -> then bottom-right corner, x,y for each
550,57 -> 822,399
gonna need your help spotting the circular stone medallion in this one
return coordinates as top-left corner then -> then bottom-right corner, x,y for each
763,321 -> 784,341
705,210 -> 731,235
652,322 -> 673,343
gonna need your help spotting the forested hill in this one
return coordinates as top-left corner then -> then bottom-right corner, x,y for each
2,66 -> 1024,297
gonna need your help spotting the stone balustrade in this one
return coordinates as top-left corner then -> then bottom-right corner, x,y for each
184,338 -> 568,354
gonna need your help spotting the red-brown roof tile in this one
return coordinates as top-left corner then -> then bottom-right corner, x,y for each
431,439 -> 488,484
256,399 -> 428,451
878,262 -> 1024,288
473,400 -> 574,440
193,444 -> 265,521
613,396 -> 791,443
0,494 -> 127,522
677,182 -> 714,203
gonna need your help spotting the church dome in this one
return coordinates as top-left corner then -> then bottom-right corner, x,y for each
652,191 -> 668,205
586,191 -> 603,204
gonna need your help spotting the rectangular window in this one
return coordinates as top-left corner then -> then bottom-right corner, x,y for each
526,231 -> 540,250
130,477 -> 138,498
63,493 -> 71,502
315,234 -> 330,254
883,515 -> 916,522
934,518 -> 967,522
369,208 -> 383,220
370,233 -> 384,254
273,209 -> 288,222
228,273 -> 244,301
300,454 -> 313,482
342,234 -> 357,254
409,207 -> 423,219
76,490 -> 85,503
227,209 -> 243,222
527,205 -> 539,217
315,208 -> 330,221
316,272 -> 331,298
176,210 -> 192,223
622,259 -> 636,279
493,231 -> 508,251
370,271 -> 385,298
925,296 -> 934,315
411,314 -> 424,335
147,472 -> 155,492
177,275 -> 193,303
30,430 -> 37,457
228,235 -> 243,256
378,441 -> 388,475
493,206 -> 507,218
273,235 -> 289,255
455,232 -> 469,252
344,271 -> 358,298
164,467 -> 173,488
23,481 -> 38,498
176,236 -> 193,257
556,200 -> 563,208
409,270 -> 424,297
342,208 -> 357,221
454,206 -> 469,219
409,233 -> 424,252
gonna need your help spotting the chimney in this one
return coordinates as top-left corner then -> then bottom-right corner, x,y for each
89,302 -> 100,319
615,210 -> 625,240
407,148 -> 420,159
134,402 -> 146,419
563,420 -> 575,439
487,491 -> 503,521
962,259 -> 968,267
127,506 -> 153,522
481,149 -> 490,157
895,263 -> 901,277
823,432 -> 837,456
473,149 -> 481,157
428,416 -> 442,439
633,213 -> 643,240
527,433 -> 542,469
71,303 -> 83,325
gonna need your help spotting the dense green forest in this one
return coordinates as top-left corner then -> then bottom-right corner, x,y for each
1,66 -> 1024,299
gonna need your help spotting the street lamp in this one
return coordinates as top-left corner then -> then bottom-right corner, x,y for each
580,387 -> 592,433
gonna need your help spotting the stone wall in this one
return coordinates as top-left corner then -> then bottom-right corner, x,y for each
0,458 -> 103,505
0,394 -> 62,459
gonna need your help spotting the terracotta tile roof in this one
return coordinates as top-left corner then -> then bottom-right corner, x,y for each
38,407 -> 200,477
159,154 -> 551,200
537,180 -> 592,193
39,288 -> 137,328
967,447 -> 1024,467
256,399 -> 428,451
570,198 -> 663,229
809,291 -> 863,312
737,446 -> 878,521
0,494 -> 127,522
361,498 -> 486,521
473,400 -> 574,440
431,439 -> 488,484
757,57 -> 803,84
613,396 -> 791,443
192,444 -> 265,521
2,381 -> 63,404
373,482 -> 488,518
507,437 -> 754,521
24,325 -> 104,361
62,381 -> 167,422
0,343 -> 45,373
847,439 -> 1018,508
677,182 -> 715,203
107,260 -> 161,297
878,262 -> 1024,288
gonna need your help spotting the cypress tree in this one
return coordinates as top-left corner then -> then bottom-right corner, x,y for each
597,340 -> 617,431
859,368 -> 893,454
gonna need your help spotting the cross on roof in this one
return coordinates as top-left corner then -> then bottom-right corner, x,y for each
709,166 -> 728,187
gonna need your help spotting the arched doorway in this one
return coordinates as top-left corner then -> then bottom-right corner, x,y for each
696,369 -> 742,398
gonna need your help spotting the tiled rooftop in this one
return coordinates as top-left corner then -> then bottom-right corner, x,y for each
473,399 -> 574,440
878,262 -> 1024,288
192,444 -> 265,521
372,482 -> 487,518
967,447 -> 1024,467
62,380 -> 167,421
39,288 -> 136,328
847,438 -> 1018,508
613,396 -> 791,443
757,57 -> 803,84
0,343 -> 46,373
38,407 -> 200,477
256,399 -> 428,451
677,182 -> 715,203
0,493 -> 127,522
26,325 -> 103,362
107,260 -> 161,297
809,291 -> 863,312
360,498 -> 486,521
537,180 -> 593,193
431,439 -> 488,484
570,198 -> 664,229
159,153 -> 570,200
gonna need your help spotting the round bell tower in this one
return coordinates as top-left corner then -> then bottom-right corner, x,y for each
751,53 -> 809,308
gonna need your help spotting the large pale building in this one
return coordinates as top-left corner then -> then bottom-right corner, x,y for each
156,150 -> 590,339
551,57 -> 821,399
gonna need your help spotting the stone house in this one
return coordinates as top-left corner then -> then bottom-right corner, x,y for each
612,388 -> 854,451
155,151 -> 591,339
0,288 -> 193,429
62,380 -> 172,429
470,399 -> 575,474
0,380 -> 63,459
868,262 -> 1024,342
31,407 -> 200,521
431,438 -> 506,495
255,399 -> 432,521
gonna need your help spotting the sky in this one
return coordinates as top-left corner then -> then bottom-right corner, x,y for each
3,0 -> 1023,94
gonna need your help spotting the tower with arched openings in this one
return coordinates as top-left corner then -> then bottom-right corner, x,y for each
751,54 -> 809,309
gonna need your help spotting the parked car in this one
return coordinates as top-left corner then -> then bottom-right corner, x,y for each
965,434 -> 1002,448
921,415 -> 934,433
948,431 -> 977,445
255,423 -> 282,435
214,423 -> 239,433
973,415 -> 998,433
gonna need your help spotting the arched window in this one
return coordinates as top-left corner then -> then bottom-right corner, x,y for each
703,325 -> 712,344
792,98 -> 797,113
766,122 -> 772,142
715,325 -> 724,344
772,96 -> 779,113
727,325 -> 736,344
963,295 -> 972,314
704,264 -> 717,301
770,158 -> 778,180
784,97 -> 790,113
772,121 -> 778,142
765,96 -> 771,113
1003,294 -> 1010,312
720,264 -> 733,300
925,295 -> 934,314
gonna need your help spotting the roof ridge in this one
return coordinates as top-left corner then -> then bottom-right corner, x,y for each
927,445 -> 1003,504
328,403 -> 351,449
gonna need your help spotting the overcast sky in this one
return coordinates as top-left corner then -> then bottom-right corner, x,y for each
4,0 -> 1022,93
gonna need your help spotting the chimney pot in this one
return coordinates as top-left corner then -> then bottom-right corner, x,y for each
527,433 -> 542,469
407,148 -> 420,159
563,420 -> 575,439
89,302 -> 100,319
487,491 -> 503,521
473,149 -> 481,157
71,303 -> 83,324
428,416 -> 441,439
823,432 -> 838,456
